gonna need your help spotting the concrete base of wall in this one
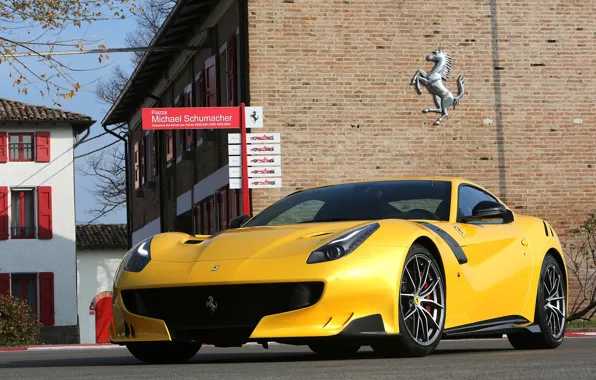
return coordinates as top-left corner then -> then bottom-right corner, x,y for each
37,325 -> 80,345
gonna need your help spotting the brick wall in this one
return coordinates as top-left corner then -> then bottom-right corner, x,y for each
247,0 -> 595,307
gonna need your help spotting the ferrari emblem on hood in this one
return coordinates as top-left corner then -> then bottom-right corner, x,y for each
211,265 -> 220,271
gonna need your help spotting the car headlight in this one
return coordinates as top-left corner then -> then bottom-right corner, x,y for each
306,223 -> 380,264
123,236 -> 153,273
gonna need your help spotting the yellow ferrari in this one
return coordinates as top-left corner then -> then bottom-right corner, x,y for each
110,177 -> 568,364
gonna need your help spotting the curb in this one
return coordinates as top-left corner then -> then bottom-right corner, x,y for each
2,333 -> 595,352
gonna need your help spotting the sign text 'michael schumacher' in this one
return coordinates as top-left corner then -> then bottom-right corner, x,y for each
142,107 -> 242,130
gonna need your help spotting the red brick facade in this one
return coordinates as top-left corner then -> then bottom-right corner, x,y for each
107,0 -> 595,314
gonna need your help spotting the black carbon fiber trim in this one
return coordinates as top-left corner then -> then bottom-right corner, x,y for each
417,222 -> 468,264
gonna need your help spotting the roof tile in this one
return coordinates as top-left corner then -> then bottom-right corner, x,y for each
0,98 -> 94,124
76,224 -> 128,250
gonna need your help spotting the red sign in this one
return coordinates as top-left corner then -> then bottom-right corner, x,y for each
142,107 -> 241,130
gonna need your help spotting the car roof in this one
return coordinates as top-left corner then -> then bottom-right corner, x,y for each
295,177 -> 476,191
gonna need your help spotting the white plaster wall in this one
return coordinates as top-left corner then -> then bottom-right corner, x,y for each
0,123 -> 79,326
131,217 -> 161,246
76,249 -> 126,344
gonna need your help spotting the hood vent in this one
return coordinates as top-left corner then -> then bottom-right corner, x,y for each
184,239 -> 206,245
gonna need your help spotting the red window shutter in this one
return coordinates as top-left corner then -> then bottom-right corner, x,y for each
197,70 -> 206,107
0,273 -> 9,295
0,132 -> 7,163
204,55 -> 219,106
0,186 -> 8,240
36,131 -> 51,162
39,272 -> 55,325
37,186 -> 53,239
227,35 -> 237,106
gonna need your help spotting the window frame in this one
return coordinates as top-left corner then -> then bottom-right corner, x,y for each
8,133 -> 34,162
10,188 -> 36,239
456,184 -> 503,224
10,273 -> 39,317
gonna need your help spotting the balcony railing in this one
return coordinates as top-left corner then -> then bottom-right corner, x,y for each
11,226 -> 36,239
9,143 -> 33,161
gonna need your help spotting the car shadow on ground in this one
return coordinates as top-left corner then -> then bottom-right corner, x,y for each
0,347 -> 514,368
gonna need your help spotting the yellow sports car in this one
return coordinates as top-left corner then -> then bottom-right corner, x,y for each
110,177 -> 568,364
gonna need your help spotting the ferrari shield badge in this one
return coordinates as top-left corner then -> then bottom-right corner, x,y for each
211,265 -> 220,271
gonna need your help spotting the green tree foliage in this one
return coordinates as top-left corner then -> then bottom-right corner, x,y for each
0,294 -> 41,347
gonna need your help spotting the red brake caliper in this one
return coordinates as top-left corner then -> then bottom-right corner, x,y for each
420,270 -> 432,313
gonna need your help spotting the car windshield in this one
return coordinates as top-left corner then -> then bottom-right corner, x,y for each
244,180 -> 452,227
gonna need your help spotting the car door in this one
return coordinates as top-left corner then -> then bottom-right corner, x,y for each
448,184 -> 533,325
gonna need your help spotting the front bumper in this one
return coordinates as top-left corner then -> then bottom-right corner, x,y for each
109,245 -> 408,345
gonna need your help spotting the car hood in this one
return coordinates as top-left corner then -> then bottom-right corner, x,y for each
149,220 -> 381,263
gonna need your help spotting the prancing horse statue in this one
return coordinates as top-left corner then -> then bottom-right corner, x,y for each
411,48 -> 466,125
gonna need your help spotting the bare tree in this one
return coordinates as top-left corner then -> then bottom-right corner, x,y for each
565,213 -> 596,321
126,0 -> 177,65
76,141 -> 127,224
0,0 -> 140,106
79,0 -> 175,223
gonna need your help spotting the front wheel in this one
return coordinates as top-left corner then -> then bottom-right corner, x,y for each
126,341 -> 202,364
508,254 -> 567,350
372,243 -> 446,357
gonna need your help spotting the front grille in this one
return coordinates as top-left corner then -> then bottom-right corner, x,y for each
121,282 -> 324,343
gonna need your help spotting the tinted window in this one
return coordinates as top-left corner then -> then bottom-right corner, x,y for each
458,185 -> 500,220
244,180 -> 452,227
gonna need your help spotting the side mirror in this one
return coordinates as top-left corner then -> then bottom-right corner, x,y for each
229,215 -> 250,229
462,201 -> 514,223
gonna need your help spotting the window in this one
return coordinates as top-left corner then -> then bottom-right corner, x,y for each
184,83 -> 195,149
204,55 -> 218,107
133,141 -> 140,190
244,180 -> 453,227
11,273 -> 38,315
165,130 -> 174,162
0,272 -> 54,325
9,133 -> 34,161
194,187 -> 242,234
145,133 -> 152,183
219,43 -> 228,107
11,189 -> 35,239
457,185 -> 501,222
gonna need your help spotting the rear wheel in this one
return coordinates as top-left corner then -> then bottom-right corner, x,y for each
507,254 -> 567,350
126,341 -> 202,364
308,342 -> 361,357
372,243 -> 446,357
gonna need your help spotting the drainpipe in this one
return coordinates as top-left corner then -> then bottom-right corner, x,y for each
237,0 -> 252,216
103,123 -> 132,250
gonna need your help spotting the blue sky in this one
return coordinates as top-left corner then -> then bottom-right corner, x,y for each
0,17 -> 140,225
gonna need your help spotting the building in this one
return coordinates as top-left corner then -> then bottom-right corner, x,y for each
102,1 -> 595,303
0,98 -> 94,344
76,224 -> 128,344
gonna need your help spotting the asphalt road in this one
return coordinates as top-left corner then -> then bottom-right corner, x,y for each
1,337 -> 595,380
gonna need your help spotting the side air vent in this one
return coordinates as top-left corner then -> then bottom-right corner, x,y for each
543,221 -> 550,237
185,239 -> 205,245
